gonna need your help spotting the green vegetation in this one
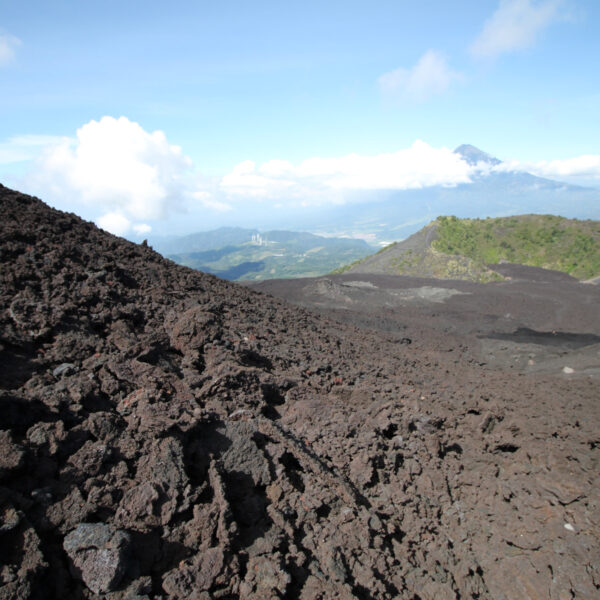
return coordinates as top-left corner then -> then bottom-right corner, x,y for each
386,248 -> 503,282
433,215 -> 600,279
334,214 -> 600,283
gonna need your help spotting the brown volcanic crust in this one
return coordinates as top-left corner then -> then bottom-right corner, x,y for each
0,184 -> 598,599
250,271 -> 600,377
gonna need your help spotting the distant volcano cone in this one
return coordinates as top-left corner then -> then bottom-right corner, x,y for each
454,143 -> 501,166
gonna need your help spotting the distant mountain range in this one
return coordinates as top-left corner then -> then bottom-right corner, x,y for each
158,229 -> 372,281
153,227 -> 261,255
339,214 -> 600,282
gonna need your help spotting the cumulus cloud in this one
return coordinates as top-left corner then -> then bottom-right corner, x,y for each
378,50 -> 463,103
96,212 -> 133,236
0,33 -> 21,66
496,154 -> 600,186
471,0 -> 564,59
96,213 -> 152,237
221,141 -> 475,204
30,116 -> 193,235
221,160 -> 297,198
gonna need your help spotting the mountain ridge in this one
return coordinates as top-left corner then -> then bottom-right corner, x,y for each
338,213 -> 600,281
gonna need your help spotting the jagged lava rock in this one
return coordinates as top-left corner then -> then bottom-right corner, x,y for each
63,523 -> 131,593
0,184 -> 599,599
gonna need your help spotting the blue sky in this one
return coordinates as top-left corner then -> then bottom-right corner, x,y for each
1,0 -> 599,236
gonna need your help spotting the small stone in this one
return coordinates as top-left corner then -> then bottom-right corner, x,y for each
562,366 -> 574,374
0,431 -> 25,477
53,363 -> 78,378
63,523 -> 131,594
0,506 -> 21,532
1,565 -> 16,584
480,413 -> 496,434
564,523 -> 575,532
325,547 -> 346,583
228,408 -> 252,421
369,514 -> 382,531
340,507 -> 355,522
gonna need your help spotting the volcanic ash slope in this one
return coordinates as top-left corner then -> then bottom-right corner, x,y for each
0,184 -> 598,599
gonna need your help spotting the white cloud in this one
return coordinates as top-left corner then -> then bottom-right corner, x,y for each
221,141 -> 475,204
96,212 -> 132,236
0,33 -> 21,66
378,50 -> 463,103
221,160 -> 297,198
471,0 -> 563,59
29,116 -> 193,232
496,154 -> 600,186
96,213 -> 152,238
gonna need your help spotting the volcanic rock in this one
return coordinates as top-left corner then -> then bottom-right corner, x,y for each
63,523 -> 131,593
1,184 -> 599,599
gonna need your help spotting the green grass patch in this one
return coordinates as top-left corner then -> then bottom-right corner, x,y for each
432,215 -> 600,279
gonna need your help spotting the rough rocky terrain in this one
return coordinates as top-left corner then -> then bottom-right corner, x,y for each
1,184 -> 599,599
252,268 -> 600,379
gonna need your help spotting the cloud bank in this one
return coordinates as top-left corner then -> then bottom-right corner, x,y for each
18,121 -> 482,229
0,33 -> 21,66
497,155 -> 600,186
12,114 -> 599,238
378,50 -> 462,102
30,116 -> 194,235
221,141 -> 475,203
471,0 -> 564,59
